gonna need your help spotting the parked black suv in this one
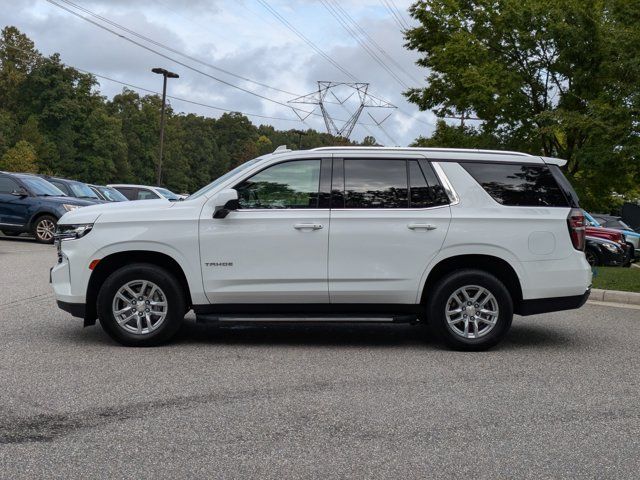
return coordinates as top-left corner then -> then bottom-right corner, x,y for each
0,172 -> 94,243
38,175 -> 105,204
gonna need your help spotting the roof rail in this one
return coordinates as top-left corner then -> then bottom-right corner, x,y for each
273,145 -> 292,154
310,146 -> 533,157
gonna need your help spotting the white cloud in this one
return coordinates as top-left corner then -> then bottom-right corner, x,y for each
3,0 -> 434,145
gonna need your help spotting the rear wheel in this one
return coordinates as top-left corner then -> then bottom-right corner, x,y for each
32,215 -> 57,244
97,263 -> 186,346
427,269 -> 513,351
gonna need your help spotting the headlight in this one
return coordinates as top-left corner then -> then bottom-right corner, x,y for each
55,223 -> 93,241
62,204 -> 81,212
601,242 -> 621,253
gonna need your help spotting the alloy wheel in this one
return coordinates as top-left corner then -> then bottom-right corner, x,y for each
445,285 -> 500,339
111,280 -> 168,335
36,219 -> 55,242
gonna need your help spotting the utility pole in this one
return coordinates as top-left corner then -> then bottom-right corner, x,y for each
151,67 -> 179,186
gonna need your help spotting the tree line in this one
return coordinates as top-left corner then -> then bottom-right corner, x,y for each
0,26 -> 358,194
404,0 -> 640,212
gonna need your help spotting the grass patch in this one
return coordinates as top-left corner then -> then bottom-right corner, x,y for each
591,266 -> 640,293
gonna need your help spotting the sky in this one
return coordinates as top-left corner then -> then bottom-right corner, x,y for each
3,0 -> 440,146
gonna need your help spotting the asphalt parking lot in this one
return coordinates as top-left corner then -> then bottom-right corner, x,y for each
1,235 -> 639,479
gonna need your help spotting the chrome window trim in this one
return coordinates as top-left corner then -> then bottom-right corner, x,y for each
431,162 -> 460,206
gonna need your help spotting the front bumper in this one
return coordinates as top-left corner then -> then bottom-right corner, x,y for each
517,288 -> 591,316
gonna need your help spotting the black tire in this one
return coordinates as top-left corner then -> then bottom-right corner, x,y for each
97,263 -> 186,346
585,248 -> 600,267
1,230 -> 21,236
31,215 -> 57,244
427,269 -> 513,351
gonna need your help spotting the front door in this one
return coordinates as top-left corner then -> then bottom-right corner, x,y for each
328,155 -> 452,304
0,176 -> 29,227
199,158 -> 331,304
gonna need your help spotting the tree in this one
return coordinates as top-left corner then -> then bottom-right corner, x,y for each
405,0 -> 640,211
0,140 -> 38,172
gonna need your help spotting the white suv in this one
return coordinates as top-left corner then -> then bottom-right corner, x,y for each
51,147 -> 591,350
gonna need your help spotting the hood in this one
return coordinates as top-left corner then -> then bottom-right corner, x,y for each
585,236 -> 624,249
58,198 -> 173,225
585,226 -> 623,241
40,195 -> 96,207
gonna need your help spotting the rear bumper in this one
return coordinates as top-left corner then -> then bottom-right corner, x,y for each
517,288 -> 590,316
57,300 -> 86,319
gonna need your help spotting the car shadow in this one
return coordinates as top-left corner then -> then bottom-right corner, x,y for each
0,234 -> 39,244
54,316 -> 581,352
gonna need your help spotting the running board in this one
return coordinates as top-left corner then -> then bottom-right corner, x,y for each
196,314 -> 419,325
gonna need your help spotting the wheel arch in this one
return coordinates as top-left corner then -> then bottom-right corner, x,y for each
420,254 -> 524,314
84,250 -> 192,326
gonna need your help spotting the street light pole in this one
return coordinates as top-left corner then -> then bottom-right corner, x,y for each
151,67 -> 179,186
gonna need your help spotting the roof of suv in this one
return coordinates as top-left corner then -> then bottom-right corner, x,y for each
300,147 -> 566,166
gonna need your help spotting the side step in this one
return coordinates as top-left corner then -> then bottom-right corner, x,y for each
196,314 -> 420,325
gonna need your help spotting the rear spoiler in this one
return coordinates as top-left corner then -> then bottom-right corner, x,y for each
540,156 -> 567,167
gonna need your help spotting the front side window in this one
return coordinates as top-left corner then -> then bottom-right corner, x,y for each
236,160 -> 321,209
461,162 -> 569,207
137,189 -> 160,200
344,159 -> 408,208
156,188 -> 180,200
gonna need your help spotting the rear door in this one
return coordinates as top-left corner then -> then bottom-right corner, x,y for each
328,154 -> 452,304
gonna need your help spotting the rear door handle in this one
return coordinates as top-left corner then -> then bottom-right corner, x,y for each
407,223 -> 437,230
294,223 -> 323,230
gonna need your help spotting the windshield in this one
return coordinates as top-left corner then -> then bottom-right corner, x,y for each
156,188 -> 180,200
188,157 -> 264,200
97,186 -> 128,202
69,181 -> 100,200
18,176 -> 66,196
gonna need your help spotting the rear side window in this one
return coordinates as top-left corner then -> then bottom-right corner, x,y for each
0,176 -> 19,194
460,162 -> 569,207
409,160 -> 450,208
344,159 -> 408,208
116,188 -> 137,200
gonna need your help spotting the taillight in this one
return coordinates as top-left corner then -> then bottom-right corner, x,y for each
567,208 -> 586,251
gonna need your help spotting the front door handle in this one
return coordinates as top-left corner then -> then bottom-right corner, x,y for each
407,223 -> 437,231
294,223 -> 323,230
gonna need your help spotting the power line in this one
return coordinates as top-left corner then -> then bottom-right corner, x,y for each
44,0 -> 378,128
380,0 -> 410,31
255,0 -> 358,81
44,0 -> 317,117
0,41 -> 300,123
327,0 -> 422,86
319,0 -> 410,89
55,0 -> 300,97
387,0 -> 412,29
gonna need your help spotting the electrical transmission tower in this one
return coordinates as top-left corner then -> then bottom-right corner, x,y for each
289,81 -> 396,139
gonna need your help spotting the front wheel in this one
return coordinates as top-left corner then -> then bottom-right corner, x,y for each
32,215 -> 57,244
97,263 -> 186,346
427,269 -> 513,351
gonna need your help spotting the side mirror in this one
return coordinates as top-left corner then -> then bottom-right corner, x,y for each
11,188 -> 28,197
213,189 -> 239,219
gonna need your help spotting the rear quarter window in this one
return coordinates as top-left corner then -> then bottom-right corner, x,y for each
460,162 -> 569,207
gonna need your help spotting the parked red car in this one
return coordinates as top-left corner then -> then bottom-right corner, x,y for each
585,226 -> 632,266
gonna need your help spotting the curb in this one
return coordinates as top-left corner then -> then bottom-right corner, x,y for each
590,288 -> 640,306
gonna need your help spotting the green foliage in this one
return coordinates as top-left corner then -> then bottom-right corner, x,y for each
405,0 -> 640,211
0,139 -> 38,173
0,27 -> 355,194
